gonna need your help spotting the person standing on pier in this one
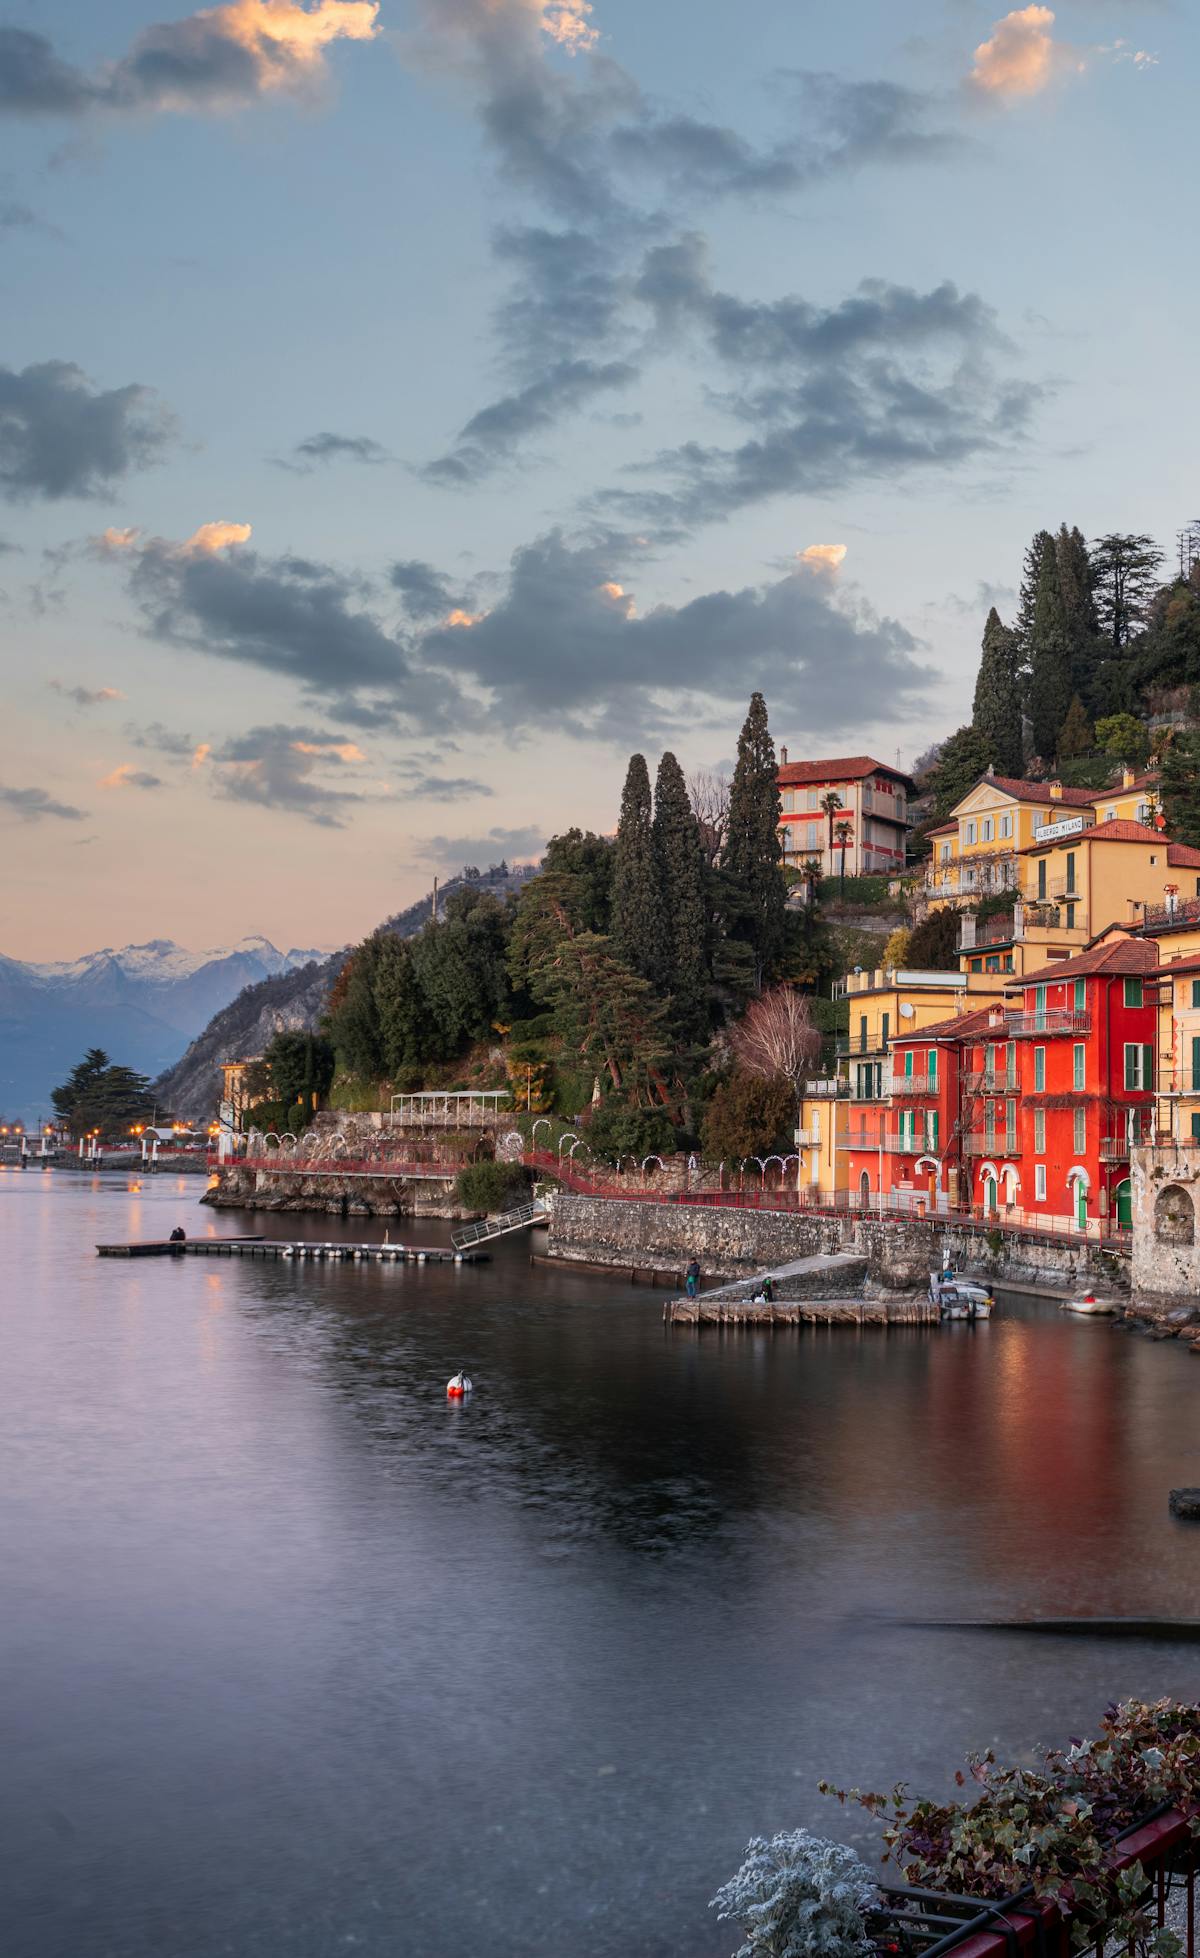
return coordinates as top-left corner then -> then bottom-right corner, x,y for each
686,1259 -> 701,1298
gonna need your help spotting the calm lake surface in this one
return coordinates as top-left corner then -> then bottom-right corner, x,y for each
4,1171 -> 1200,1958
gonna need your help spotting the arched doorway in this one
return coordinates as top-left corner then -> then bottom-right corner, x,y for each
1114,1177 -> 1132,1230
859,1169 -> 871,1211
1154,1183 -> 1194,1245
982,1171 -> 998,1216
1068,1167 -> 1089,1231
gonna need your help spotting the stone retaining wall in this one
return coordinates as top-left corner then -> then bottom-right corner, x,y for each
204,1164 -> 471,1220
545,1196 -> 1130,1292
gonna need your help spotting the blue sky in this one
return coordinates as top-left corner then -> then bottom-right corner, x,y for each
0,0 -> 1187,957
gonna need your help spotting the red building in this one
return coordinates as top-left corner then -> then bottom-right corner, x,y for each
775,753 -> 911,877
879,933 -> 1158,1231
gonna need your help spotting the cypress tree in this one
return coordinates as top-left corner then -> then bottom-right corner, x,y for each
1055,523 -> 1101,707
972,607 -> 1024,775
725,691 -> 786,988
611,753 -> 662,985
1057,694 -> 1094,760
1027,539 -> 1074,760
652,750 -> 709,1039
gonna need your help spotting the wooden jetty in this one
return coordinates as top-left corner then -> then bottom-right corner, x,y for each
666,1294 -> 939,1326
97,1237 -> 487,1265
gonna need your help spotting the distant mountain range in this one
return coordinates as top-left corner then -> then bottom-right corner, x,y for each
0,936 -> 330,1123
154,862 -> 540,1121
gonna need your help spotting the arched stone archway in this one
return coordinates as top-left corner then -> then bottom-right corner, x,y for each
1155,1183 -> 1195,1246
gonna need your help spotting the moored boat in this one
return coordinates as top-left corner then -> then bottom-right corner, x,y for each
930,1270 -> 996,1321
1061,1292 -> 1117,1317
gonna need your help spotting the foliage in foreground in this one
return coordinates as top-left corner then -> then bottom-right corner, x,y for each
455,1161 -> 531,1211
821,1697 -> 1199,1956
52,1048 -> 158,1136
710,1830 -> 877,1958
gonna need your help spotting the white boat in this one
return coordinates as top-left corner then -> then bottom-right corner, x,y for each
930,1271 -> 996,1321
446,1370 -> 473,1397
1061,1293 -> 1117,1317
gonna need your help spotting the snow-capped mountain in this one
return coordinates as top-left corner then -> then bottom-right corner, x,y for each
0,936 -> 331,1123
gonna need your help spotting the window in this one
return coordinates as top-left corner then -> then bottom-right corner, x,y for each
1037,859 -> 1047,900
985,1099 -> 996,1145
863,787 -> 873,809
1073,1043 -> 1085,1090
1137,802 -> 1150,824
1191,980 -> 1200,1010
1034,1046 -> 1046,1091
881,1012 -> 890,1047
859,1015 -> 868,1054
1192,1034 -> 1200,1095
1124,1044 -> 1154,1090
903,1049 -> 914,1078
806,822 -> 819,849
1006,1042 -> 1016,1086
982,817 -> 994,841
1192,1113 -> 1200,1143
1034,1108 -> 1046,1152
939,841 -> 951,863
965,820 -> 977,844
965,868 -> 977,889
1065,902 -> 1076,930
1006,1099 -> 1017,1150
986,1043 -> 998,1086
1074,979 -> 1085,1012
1035,1163 -> 1047,1201
1124,977 -> 1144,1008
928,1049 -> 938,1090
927,1110 -> 939,1151
1065,851 -> 1076,895
1035,983 -> 1047,1030
782,791 -> 794,813
1105,807 -> 1116,822
1000,812 -> 1013,839
1074,1107 -> 1086,1153
806,788 -> 818,810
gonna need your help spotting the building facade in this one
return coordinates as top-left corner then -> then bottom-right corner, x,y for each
776,753 -> 911,877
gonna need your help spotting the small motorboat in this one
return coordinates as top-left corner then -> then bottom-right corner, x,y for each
1061,1292 -> 1117,1317
930,1270 -> 996,1320
446,1369 -> 473,1398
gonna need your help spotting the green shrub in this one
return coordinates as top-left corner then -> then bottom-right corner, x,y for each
583,1101 -> 676,1162
455,1161 -> 531,1211
700,1073 -> 793,1161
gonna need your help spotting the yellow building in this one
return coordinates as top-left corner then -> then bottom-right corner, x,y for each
922,773 -> 1098,916
1091,769 -> 1160,827
795,1081 -> 849,1198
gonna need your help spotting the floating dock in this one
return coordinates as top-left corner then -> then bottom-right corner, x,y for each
97,1237 -> 487,1265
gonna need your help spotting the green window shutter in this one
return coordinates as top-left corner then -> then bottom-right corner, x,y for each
1192,1034 -> 1200,1093
1037,860 -> 1046,899
1124,977 -> 1143,1008
1192,1113 -> 1200,1142
881,1012 -> 890,1046
904,1049 -> 913,1077
1074,978 -> 1086,1011
1144,1044 -> 1154,1092
1073,1043 -> 1085,1090
1124,1045 -> 1136,1091
1034,1047 -> 1045,1091
929,1050 -> 938,1089
929,1110 -> 939,1151
1192,980 -> 1200,1010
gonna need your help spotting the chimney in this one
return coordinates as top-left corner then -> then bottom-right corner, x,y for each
1049,781 -> 1063,801
780,745 -> 788,766
1122,766 -> 1135,789
984,763 -> 994,777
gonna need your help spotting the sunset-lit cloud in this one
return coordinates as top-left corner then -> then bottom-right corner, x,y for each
538,0 -> 598,54
179,521 -> 253,557
797,545 -> 848,575
0,2 -> 381,122
48,680 -> 124,706
191,743 -> 212,770
100,763 -> 164,791
291,738 -> 366,762
98,527 -> 142,553
968,7 -> 1075,100
597,579 -> 636,617
443,607 -> 487,628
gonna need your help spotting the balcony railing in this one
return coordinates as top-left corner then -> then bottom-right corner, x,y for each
964,1133 -> 1020,1156
803,1076 -> 849,1099
1005,1009 -> 1091,1037
841,1130 -> 937,1154
1145,895 -> 1200,931
964,1068 -> 1019,1094
1099,1132 -> 1152,1161
890,1072 -> 938,1096
835,1035 -> 885,1057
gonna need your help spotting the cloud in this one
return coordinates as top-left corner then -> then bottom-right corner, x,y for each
616,244 -> 1039,528
207,722 -> 372,825
0,782 -> 85,821
0,3 -> 380,121
48,680 -> 124,706
100,764 -> 164,790
798,544 -> 847,574
111,528 -> 462,731
277,430 -> 391,471
968,7 -> 1076,98
389,558 -> 460,619
403,773 -> 495,801
415,527 -> 935,741
178,520 -> 252,557
425,357 -> 637,483
0,360 -> 176,501
414,824 -> 546,869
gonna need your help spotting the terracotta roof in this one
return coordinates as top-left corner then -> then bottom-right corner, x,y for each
891,1003 -> 1007,1047
925,820 -> 957,836
1168,843 -> 1200,868
983,774 -> 1098,808
777,755 -> 914,789
1159,952 -> 1200,979
1111,770 -> 1161,795
1031,818 -> 1162,852
1004,935 -> 1159,987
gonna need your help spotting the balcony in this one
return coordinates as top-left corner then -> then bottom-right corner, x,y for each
1100,1130 -> 1152,1162
835,1034 -> 886,1057
803,1077 -> 849,1099
959,912 -> 1018,950
1005,1009 -> 1091,1038
964,1133 -> 1020,1156
840,1130 -> 936,1154
891,1071 -> 938,1096
963,1066 -> 1019,1094
1145,895 -> 1200,932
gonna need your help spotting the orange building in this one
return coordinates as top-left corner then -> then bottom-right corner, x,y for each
776,752 -> 911,877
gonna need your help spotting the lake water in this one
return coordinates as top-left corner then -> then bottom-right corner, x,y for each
4,1170 -> 1200,1958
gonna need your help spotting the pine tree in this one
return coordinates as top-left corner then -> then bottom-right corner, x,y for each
972,608 -> 1024,775
1161,732 -> 1200,849
1057,694 -> 1094,759
725,692 -> 786,989
652,750 -> 709,1040
930,724 -> 993,822
1027,538 -> 1074,759
1091,533 -> 1164,649
611,753 -> 662,985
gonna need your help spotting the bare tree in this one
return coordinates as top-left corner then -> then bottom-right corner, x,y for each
729,986 -> 823,1111
687,769 -> 731,870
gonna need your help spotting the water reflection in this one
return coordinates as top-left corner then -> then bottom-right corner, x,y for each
3,1177 -> 1199,1958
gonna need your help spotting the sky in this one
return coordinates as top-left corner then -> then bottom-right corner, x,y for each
0,0 -> 1190,959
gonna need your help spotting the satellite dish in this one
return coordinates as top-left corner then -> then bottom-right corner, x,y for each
899,1003 -> 916,1019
